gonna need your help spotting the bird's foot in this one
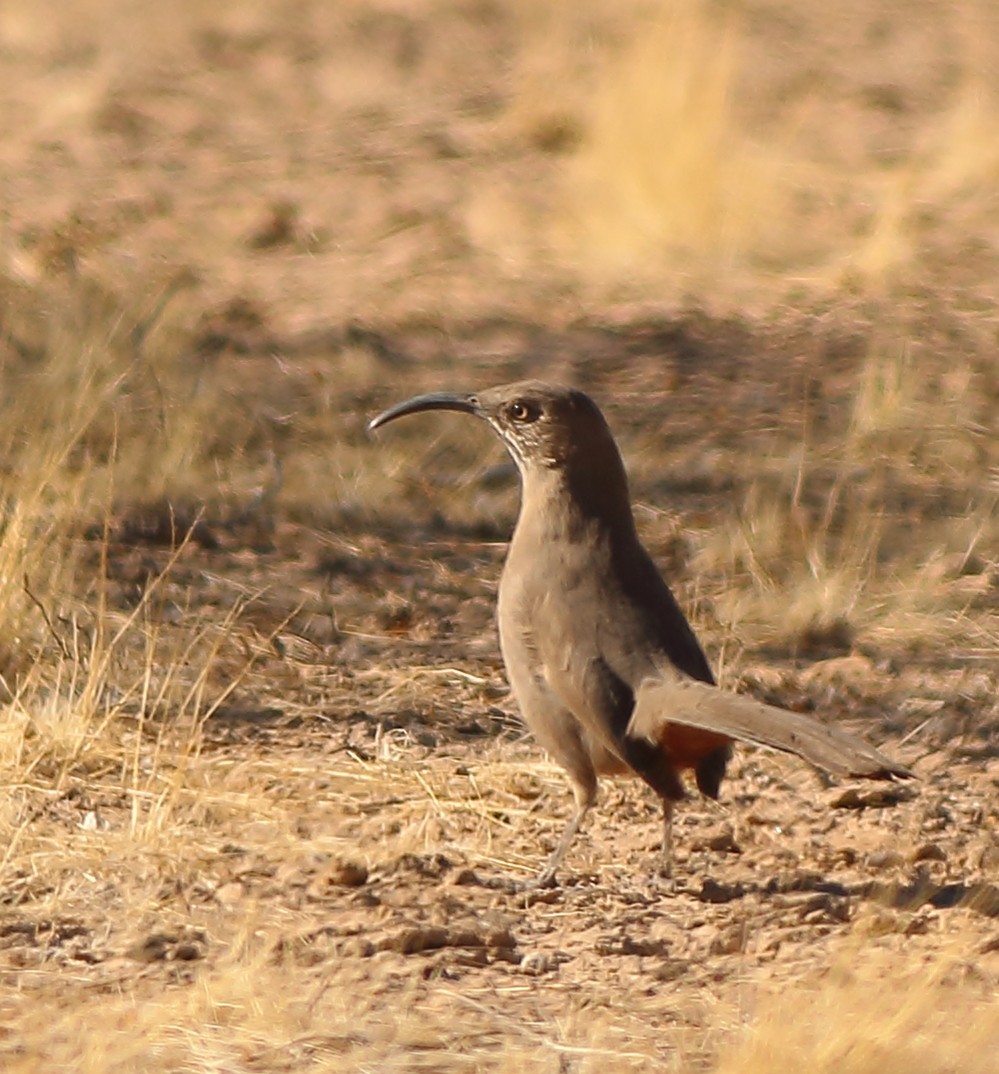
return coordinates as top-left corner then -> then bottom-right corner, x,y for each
533,864 -> 560,889
653,850 -> 679,895
474,870 -> 560,898
503,876 -> 566,907
653,871 -> 677,896
507,867 -> 559,895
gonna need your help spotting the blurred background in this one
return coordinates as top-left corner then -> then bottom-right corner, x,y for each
1,0 -> 997,662
5,0 -> 999,320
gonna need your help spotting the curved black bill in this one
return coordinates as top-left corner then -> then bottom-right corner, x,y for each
367,392 -> 479,433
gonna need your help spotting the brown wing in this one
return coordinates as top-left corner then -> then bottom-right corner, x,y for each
628,677 -> 913,780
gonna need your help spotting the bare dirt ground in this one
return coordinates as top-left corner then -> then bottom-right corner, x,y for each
1,1 -> 999,1071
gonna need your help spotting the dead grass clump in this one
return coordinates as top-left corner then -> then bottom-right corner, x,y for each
0,290 -> 123,681
693,487 -> 882,657
715,945 -> 999,1074
0,939 -> 673,1074
555,2 -> 781,279
689,339 -> 997,657
0,271 -> 280,881
0,566 -> 258,850
517,1 -> 999,298
842,78 -> 999,290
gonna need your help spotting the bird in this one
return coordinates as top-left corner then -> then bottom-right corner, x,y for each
369,380 -> 913,886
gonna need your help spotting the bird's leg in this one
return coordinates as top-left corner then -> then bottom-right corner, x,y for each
658,798 -> 675,880
531,779 -> 596,888
534,802 -> 589,887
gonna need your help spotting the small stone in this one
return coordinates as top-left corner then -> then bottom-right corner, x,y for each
696,878 -> 745,904
692,825 -> 741,854
215,881 -> 245,907
594,935 -> 668,957
801,653 -> 882,689
853,909 -> 903,937
328,859 -> 369,887
706,828 -> 741,854
979,933 -> 999,955
125,933 -> 174,963
382,926 -> 450,955
798,893 -> 850,923
977,844 -> 999,871
911,843 -> 947,864
652,959 -> 688,983
339,937 -> 376,958
867,849 -> 905,870
519,951 -> 559,976
485,927 -> 517,950
831,785 -> 916,810
708,925 -> 746,956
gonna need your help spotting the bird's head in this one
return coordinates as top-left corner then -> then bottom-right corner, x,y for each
368,380 -> 621,477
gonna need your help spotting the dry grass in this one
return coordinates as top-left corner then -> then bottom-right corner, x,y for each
557,2 -> 782,278
3,283 -> 997,1070
509,0 -> 999,298
678,333 -> 999,656
715,943 -> 999,1074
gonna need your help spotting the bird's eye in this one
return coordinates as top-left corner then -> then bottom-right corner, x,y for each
508,399 -> 537,422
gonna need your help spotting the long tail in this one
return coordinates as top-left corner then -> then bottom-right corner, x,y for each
629,677 -> 913,780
